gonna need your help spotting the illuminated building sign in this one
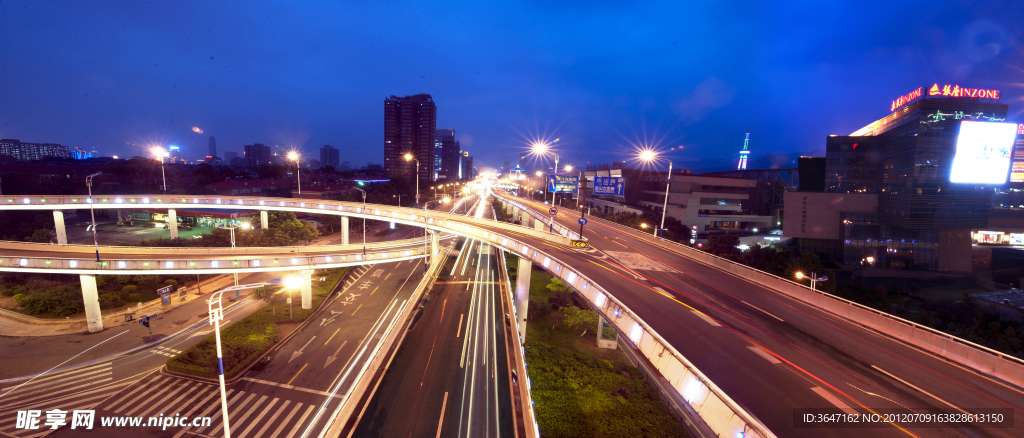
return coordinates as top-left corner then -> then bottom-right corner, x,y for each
891,87 -> 923,111
949,121 -> 1015,185
927,83 -> 1000,100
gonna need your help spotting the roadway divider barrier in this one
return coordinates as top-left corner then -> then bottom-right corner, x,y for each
0,237 -> 427,256
496,246 -> 540,438
499,196 -> 580,240
321,245 -> 452,438
581,213 -> 1024,392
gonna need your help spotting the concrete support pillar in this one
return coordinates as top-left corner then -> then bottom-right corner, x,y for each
80,275 -> 103,333
514,256 -> 533,344
300,270 -> 313,310
168,209 -> 178,239
430,230 -> 439,259
341,216 -> 349,245
505,202 -> 512,215
261,211 -> 269,229
116,209 -> 123,225
53,210 -> 67,245
534,219 -> 545,231
597,316 -> 617,349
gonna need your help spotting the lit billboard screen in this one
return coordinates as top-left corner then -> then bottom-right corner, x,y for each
949,121 -> 1016,184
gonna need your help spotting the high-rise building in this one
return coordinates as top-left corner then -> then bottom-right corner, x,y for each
340,161 -> 351,171
385,94 -> 436,184
434,129 -> 461,181
244,143 -> 273,168
502,161 -> 510,176
460,150 -> 474,180
208,136 -> 217,158
0,139 -> 71,161
320,145 -> 340,168
224,151 -> 239,166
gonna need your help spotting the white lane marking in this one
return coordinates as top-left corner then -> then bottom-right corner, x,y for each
746,346 -> 782,364
810,387 -> 859,416
689,310 -> 721,327
267,402 -> 302,438
283,404 -> 315,438
251,399 -> 290,438
871,366 -> 969,414
741,301 -> 784,322
436,392 -> 449,438
0,330 -> 128,399
239,397 -> 278,438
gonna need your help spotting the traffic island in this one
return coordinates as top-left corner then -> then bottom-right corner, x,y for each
521,265 -> 689,438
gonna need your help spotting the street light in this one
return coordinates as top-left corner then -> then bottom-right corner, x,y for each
640,223 -> 655,235
85,172 -> 103,261
638,150 -> 673,238
284,275 -> 302,321
794,271 -> 828,291
404,153 -> 420,206
355,187 -> 367,254
150,147 -> 168,193
288,151 -> 301,196
393,193 -> 402,206
207,288 -> 233,438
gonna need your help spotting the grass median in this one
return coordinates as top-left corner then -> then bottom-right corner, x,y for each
512,255 -> 688,438
167,267 -> 350,379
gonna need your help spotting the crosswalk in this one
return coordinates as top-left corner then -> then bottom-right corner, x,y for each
0,361 -> 131,438
98,373 -> 319,438
342,265 -> 371,291
151,346 -> 183,358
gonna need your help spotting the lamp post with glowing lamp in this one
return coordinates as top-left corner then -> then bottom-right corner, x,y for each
287,152 -> 301,196
207,288 -> 233,438
404,153 -> 420,206
150,147 -> 169,193
355,187 -> 367,255
284,275 -> 302,321
638,150 -> 673,238
795,271 -> 828,291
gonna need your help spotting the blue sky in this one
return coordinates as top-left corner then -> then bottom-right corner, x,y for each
0,0 -> 1021,171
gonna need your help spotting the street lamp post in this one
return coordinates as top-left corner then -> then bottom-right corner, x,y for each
207,289 -> 233,438
355,187 -> 367,255
795,271 -> 828,291
638,150 -> 673,238
404,153 -> 420,206
86,172 -> 102,261
423,205 -> 429,273
288,152 -> 301,196
150,148 -> 168,193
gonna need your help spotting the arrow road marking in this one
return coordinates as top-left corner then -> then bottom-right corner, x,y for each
289,336 -> 317,363
324,340 -> 348,368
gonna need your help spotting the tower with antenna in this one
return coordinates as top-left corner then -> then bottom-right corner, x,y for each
737,127 -> 750,170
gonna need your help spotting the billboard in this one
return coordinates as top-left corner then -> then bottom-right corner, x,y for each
593,177 -> 625,196
949,121 -> 1016,184
548,175 -> 578,193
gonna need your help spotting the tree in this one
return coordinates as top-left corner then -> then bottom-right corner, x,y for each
252,286 -> 279,315
27,229 -> 51,243
704,234 -> 741,260
561,306 -> 598,336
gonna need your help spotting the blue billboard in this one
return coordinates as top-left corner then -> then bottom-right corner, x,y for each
593,176 -> 625,196
548,175 -> 578,193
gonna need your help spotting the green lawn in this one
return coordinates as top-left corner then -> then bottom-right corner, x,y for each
515,256 -> 689,438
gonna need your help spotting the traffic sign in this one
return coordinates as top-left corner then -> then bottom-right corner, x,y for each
157,285 -> 173,294
570,240 -> 588,248
549,207 -> 558,216
415,194 -> 420,199
578,217 -> 588,226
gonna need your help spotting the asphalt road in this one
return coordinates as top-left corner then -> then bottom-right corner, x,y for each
499,190 -> 1024,438
352,200 -> 515,438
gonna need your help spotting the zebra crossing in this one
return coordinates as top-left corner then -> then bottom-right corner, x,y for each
151,346 -> 183,358
96,373 -> 320,438
0,361 -> 134,438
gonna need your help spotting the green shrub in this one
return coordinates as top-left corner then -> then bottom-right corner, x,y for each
10,286 -> 26,296
120,285 -> 138,294
13,293 -> 25,304
1,287 -> 12,297
19,286 -> 84,316
98,293 -> 123,309
163,279 -> 178,287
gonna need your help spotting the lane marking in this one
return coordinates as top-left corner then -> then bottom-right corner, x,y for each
457,313 -> 464,338
436,392 -> 448,438
286,363 -> 308,386
440,297 -> 448,322
350,303 -> 363,316
0,330 -> 128,399
871,365 -> 969,414
689,310 -> 721,327
741,301 -> 784,322
746,346 -> 782,364
811,386 -> 859,416
421,339 -> 437,387
370,286 -> 379,295
324,328 -> 341,345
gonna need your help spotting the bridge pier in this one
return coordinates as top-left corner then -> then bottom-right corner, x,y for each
340,216 -> 349,245
79,275 -> 103,333
430,230 -> 439,259
514,256 -> 532,344
534,219 -> 544,232
505,202 -> 512,216
300,270 -> 312,310
260,211 -> 269,229
168,209 -> 178,239
597,316 -> 617,349
53,210 -> 67,245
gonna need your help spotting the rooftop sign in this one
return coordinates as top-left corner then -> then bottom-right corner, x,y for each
891,87 -> 923,112
890,84 -> 1001,112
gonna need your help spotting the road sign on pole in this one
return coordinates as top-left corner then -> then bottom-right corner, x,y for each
415,194 -> 420,199
578,217 -> 588,226
549,207 -> 558,216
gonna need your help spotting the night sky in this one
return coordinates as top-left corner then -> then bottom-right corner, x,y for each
1,1 -> 1021,172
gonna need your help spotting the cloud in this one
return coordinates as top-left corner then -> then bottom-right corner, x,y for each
675,77 -> 736,125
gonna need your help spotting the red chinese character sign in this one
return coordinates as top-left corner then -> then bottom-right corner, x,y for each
891,84 -> 1001,112
891,87 -> 923,112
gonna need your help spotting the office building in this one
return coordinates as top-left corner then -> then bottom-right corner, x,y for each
224,151 -> 239,164
786,83 -> 1017,271
320,145 -> 340,168
384,94 -> 436,184
502,161 -> 510,176
208,136 -> 217,158
0,139 -> 71,161
243,143 -> 273,168
435,129 -> 460,181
